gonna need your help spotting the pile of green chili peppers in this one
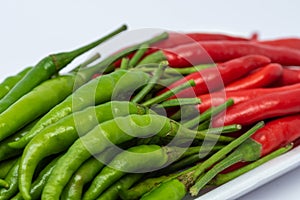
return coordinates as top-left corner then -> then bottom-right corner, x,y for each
0,25 -> 288,200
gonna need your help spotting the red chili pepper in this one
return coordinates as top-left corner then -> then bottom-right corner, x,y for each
158,55 -> 271,98
192,114 -> 299,191
272,67 -> 300,86
259,38 -> 300,51
212,88 -> 300,127
197,83 -> 300,113
224,63 -> 283,91
140,41 -> 300,68
152,32 -> 252,50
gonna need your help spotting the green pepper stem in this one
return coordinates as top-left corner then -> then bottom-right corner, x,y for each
197,120 -> 210,131
120,57 -> 130,70
81,32 -> 169,75
138,50 -> 167,65
192,151 -> 243,195
129,44 -> 149,68
155,98 -> 201,108
202,124 -> 242,134
136,63 -> 215,75
211,144 -> 293,186
183,99 -> 234,129
189,121 -> 264,196
71,53 -> 101,72
0,178 -> 9,189
142,79 -> 196,107
132,61 -> 168,103
54,25 -> 127,71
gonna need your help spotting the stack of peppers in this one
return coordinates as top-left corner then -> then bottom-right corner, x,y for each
0,24 -> 300,200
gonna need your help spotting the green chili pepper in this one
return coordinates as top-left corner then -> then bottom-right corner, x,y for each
82,145 -> 171,200
119,146 -> 222,200
96,173 -> 143,200
10,69 -> 150,149
0,67 -> 32,100
87,145 -> 206,200
0,75 -> 84,142
141,179 -> 186,200
18,101 -> 149,200
0,157 -> 18,179
61,148 -> 118,200
41,114 -> 232,200
0,25 -> 127,114
0,159 -> 20,200
0,119 -> 40,162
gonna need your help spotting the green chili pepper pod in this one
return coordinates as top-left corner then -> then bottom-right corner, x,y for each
0,67 -> 32,100
140,179 -> 187,200
82,145 -> 170,200
41,113 -> 232,200
0,157 -> 18,179
11,156 -> 61,200
18,101 -> 148,200
0,25 -> 127,114
0,118 -> 39,161
41,114 -> 177,200
97,174 -> 143,200
0,159 -> 20,200
12,69 -> 150,149
61,148 -> 118,200
0,75 -> 83,142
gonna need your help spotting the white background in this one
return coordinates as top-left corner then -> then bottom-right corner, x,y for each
1,0 -> 300,199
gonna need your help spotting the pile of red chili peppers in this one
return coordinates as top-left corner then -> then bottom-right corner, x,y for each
0,24 -> 300,200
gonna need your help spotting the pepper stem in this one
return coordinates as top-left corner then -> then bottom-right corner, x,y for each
183,99 -> 234,129
154,98 -> 201,108
129,44 -> 149,68
190,121 -> 264,193
142,79 -> 196,107
138,50 -> 167,65
52,24 -> 127,71
191,151 -> 243,195
120,57 -> 130,70
82,32 -> 169,75
71,53 -> 101,72
211,143 -> 293,186
0,179 -> 9,189
136,63 -> 215,75
132,61 -> 168,103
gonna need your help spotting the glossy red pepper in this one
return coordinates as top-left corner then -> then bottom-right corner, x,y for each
152,32 -> 252,50
224,63 -> 283,91
259,38 -> 300,51
272,67 -> 300,86
140,40 -> 300,68
158,55 -> 271,98
212,88 -> 300,127
197,83 -> 300,113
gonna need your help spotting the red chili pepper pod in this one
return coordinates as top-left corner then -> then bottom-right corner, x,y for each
158,55 -> 271,98
197,83 -> 300,113
259,38 -> 300,51
212,88 -> 300,127
224,63 -> 283,91
251,114 -> 300,156
140,40 -> 300,68
272,68 -> 300,86
152,32 -> 252,50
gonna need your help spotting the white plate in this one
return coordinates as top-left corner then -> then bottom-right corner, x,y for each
192,145 -> 300,200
